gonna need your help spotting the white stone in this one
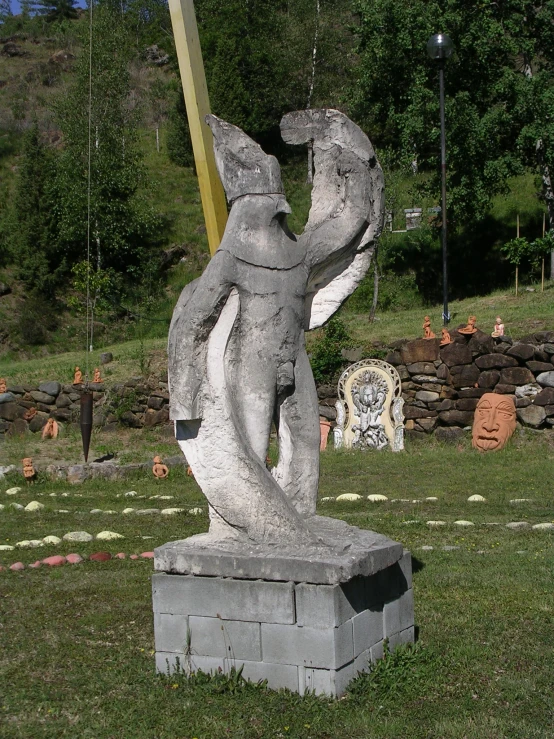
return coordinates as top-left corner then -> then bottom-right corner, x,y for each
5,487 -> 21,495
10,503 -> 24,510
454,520 -> 474,527
367,494 -> 388,502
28,539 -> 43,547
411,499 -> 421,504
188,507 -> 204,515
336,494 -> 362,502
124,491 -> 138,497
63,531 -> 93,542
506,521 -> 530,530
57,509 -> 69,513
25,501 -> 45,512
42,535 -> 62,545
427,520 -> 446,527
468,495 -> 486,502
49,493 -> 57,497
0,544 -> 14,551
320,497 -> 335,502
532,522 -> 554,530
103,510 -> 116,514
419,545 -> 434,551
510,499 -> 532,504
122,508 -> 135,514
161,508 -> 185,515
401,520 -> 420,525
149,495 -> 160,500
90,509 -> 103,514
96,531 -> 124,541
61,492 -> 69,497
15,540 -> 31,548
425,497 -> 438,501
159,495 -> 174,500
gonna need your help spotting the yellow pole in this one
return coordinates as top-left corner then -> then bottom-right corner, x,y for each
167,0 -> 228,256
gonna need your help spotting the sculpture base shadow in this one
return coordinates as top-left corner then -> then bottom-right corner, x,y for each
153,518 -> 414,697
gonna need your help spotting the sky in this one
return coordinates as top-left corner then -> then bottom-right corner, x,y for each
7,0 -> 87,14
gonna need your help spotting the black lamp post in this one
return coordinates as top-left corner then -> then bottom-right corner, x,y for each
427,33 -> 454,325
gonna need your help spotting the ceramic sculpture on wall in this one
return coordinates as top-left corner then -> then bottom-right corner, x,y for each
472,393 -> 516,451
334,359 -> 404,452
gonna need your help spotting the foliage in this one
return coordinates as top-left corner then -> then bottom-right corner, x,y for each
8,123 -> 60,295
528,232 -> 554,269
16,292 -> 59,345
166,86 -> 194,168
33,0 -> 78,23
501,237 -> 529,267
348,642 -> 434,699
309,316 -> 352,384
53,4 -> 163,294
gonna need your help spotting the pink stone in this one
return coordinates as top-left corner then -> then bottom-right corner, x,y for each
28,561 -> 41,568
140,551 -> 154,559
116,552 -> 126,559
9,562 -> 24,571
66,553 -> 83,564
42,555 -> 66,567
89,552 -> 112,562
129,554 -> 139,560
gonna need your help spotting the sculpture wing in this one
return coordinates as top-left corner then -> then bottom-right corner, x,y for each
280,109 -> 385,329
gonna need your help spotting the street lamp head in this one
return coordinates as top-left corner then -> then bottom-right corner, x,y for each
427,33 -> 454,61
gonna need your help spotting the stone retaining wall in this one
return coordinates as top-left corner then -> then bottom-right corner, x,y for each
318,328 -> 554,439
0,374 -> 171,437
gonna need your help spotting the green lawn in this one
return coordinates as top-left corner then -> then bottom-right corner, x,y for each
1,434 -> 554,738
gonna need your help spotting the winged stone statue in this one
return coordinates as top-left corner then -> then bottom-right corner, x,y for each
168,108 -> 384,546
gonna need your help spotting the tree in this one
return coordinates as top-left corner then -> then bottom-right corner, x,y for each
501,237 -> 529,296
0,0 -> 12,23
53,3 -> 161,296
10,123 -> 59,295
351,0 -> 525,228
166,86 -> 194,168
33,0 -> 78,22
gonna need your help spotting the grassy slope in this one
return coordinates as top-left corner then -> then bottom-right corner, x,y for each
1,436 -> 554,738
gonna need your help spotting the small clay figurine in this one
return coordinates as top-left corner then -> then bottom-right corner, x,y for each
187,465 -> 195,478
152,455 -> 169,479
22,457 -> 36,483
23,407 -> 37,421
491,316 -> 504,338
440,327 -> 452,346
41,417 -> 59,440
422,316 -> 436,340
93,368 -> 103,383
459,315 -> 478,335
0,378 -> 6,394
73,367 -> 83,385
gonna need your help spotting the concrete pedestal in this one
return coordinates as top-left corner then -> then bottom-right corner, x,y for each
153,517 -> 414,697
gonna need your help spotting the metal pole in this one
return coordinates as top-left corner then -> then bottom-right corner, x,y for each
439,60 -> 449,325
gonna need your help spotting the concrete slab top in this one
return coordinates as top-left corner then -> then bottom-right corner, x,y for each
154,516 -> 403,585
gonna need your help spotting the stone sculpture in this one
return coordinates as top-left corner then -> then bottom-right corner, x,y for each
73,367 -> 83,385
440,327 -> 452,346
459,315 -> 478,335
423,316 -> 435,339
168,109 -> 384,545
157,110 -> 415,697
152,456 -> 169,479
41,417 -> 59,440
0,378 -> 6,394
491,316 -> 505,338
334,360 -> 404,452
93,368 -> 103,383
472,393 -> 516,451
22,457 -> 36,483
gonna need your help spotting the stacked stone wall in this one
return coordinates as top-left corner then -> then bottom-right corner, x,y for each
318,328 -> 554,439
0,374 -> 171,437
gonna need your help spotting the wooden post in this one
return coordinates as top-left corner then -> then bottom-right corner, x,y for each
167,0 -> 228,256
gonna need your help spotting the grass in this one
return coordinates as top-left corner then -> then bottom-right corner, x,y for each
1,433 -> 554,738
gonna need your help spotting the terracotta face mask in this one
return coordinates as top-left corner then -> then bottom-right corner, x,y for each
472,393 -> 516,451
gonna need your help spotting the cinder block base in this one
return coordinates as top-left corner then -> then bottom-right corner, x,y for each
152,550 -> 414,697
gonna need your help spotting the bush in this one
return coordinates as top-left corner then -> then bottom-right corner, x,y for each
17,294 -> 59,345
309,317 -> 352,384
